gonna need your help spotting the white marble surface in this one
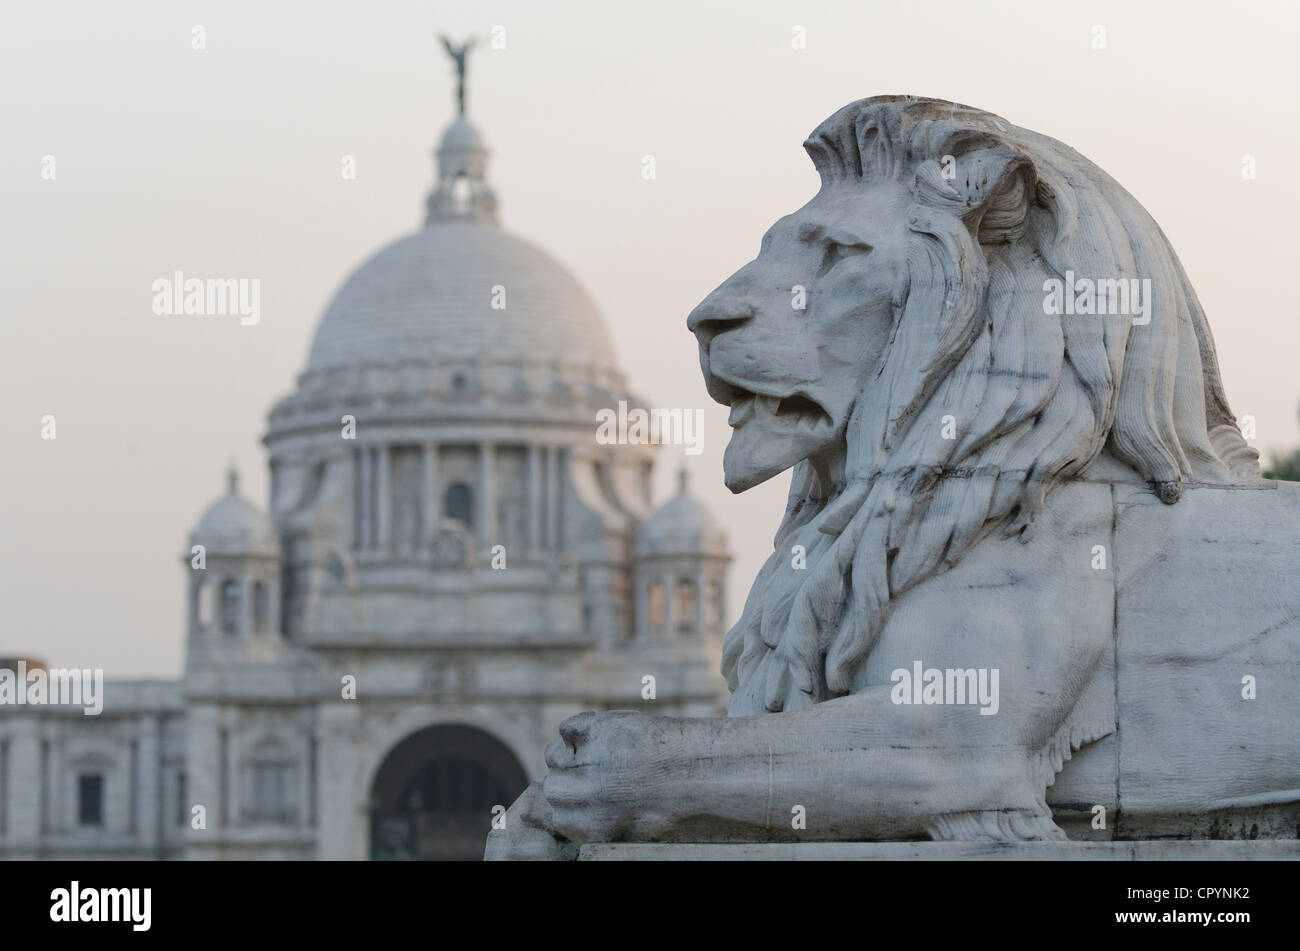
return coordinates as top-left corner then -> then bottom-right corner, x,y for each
490,95 -> 1298,859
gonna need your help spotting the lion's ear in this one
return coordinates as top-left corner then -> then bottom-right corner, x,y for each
916,132 -> 1037,245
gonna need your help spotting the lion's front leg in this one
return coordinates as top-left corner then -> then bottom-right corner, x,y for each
540,689 -> 1060,845
483,781 -> 578,861
541,711 -> 692,844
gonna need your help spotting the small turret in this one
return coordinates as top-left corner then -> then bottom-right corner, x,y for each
184,464 -> 283,651
635,469 -> 731,640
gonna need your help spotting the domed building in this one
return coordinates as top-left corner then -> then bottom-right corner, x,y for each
0,63 -> 729,861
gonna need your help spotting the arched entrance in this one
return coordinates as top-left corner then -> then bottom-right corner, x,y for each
368,723 -> 529,861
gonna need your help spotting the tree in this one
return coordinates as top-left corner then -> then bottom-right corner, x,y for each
1261,402 -> 1300,482
1264,447 -> 1300,482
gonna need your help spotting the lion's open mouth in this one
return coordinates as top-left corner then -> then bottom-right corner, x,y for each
705,369 -> 840,491
724,387 -> 833,435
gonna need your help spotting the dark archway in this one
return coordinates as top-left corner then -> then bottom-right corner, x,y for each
369,724 -> 528,861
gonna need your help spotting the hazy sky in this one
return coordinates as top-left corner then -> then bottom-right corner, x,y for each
4,0 -> 1299,677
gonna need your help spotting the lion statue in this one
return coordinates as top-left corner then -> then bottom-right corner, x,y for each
487,96 -> 1300,858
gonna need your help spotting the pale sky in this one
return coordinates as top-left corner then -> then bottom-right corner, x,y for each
3,0 -> 1299,677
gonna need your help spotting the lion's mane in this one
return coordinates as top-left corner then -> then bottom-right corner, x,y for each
723,96 -> 1259,716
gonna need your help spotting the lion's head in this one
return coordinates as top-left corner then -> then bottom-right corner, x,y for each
689,96 -> 1260,716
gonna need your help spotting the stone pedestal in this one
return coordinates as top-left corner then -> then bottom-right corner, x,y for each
578,841 -> 1300,861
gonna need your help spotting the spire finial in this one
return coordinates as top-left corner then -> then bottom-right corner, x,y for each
226,460 -> 239,496
440,34 -> 476,117
426,34 -> 497,226
677,467 -> 689,496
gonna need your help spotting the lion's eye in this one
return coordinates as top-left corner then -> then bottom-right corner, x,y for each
817,240 -> 871,278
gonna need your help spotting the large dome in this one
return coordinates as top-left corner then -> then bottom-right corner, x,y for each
305,221 -> 617,374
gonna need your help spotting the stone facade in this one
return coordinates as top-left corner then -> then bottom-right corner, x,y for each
0,105 -> 730,861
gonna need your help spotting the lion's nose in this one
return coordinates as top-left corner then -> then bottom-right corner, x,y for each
687,297 -> 753,346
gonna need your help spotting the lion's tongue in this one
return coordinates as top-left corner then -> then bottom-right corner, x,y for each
724,401 -> 833,492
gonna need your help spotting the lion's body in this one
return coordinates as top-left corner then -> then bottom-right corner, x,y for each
843,469 -> 1300,839
495,97 -> 1298,854
1051,477 -> 1300,837
698,98 -> 1296,840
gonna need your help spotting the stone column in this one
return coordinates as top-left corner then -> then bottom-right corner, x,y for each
479,442 -> 496,546
307,729 -> 318,829
182,704 -> 218,857
45,736 -> 59,834
527,444 -> 541,552
555,448 -> 568,549
5,719 -> 42,853
316,702 -> 363,860
226,722 -> 244,832
375,445 -> 391,552
544,448 -> 558,549
348,449 -> 360,550
663,573 -> 675,635
635,576 -> 648,640
138,718 -> 162,849
422,443 -> 439,548
696,571 -> 706,635
241,575 -> 255,639
268,576 -> 282,637
298,728 -> 310,830
188,574 -> 201,636
126,737 -> 139,836
358,448 -> 373,550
